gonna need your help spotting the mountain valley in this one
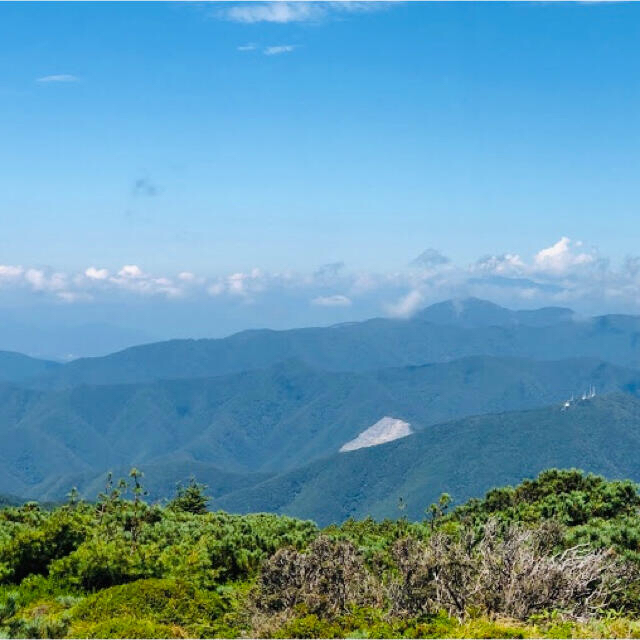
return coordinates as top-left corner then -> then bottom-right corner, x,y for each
3,298 -> 640,524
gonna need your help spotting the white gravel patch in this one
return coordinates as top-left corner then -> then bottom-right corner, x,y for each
339,416 -> 413,452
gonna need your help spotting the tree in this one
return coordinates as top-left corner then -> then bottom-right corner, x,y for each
427,492 -> 452,530
168,477 -> 209,515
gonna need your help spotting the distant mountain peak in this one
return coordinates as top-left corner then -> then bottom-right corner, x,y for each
414,297 -> 574,328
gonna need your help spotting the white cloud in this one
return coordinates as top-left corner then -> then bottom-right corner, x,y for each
3,236 -> 640,316
111,267 -> 182,298
228,268 -> 264,297
207,282 -> 225,296
228,273 -> 247,295
237,43 -> 257,51
533,237 -> 594,275
311,294 -> 352,307
24,269 -> 46,290
350,272 -> 379,293
383,236 -> 618,318
18,268 -> 69,295
118,265 -> 144,279
48,273 -> 68,291
85,267 -> 109,280
223,2 -> 323,23
473,253 -> 525,276
0,265 -> 24,281
57,291 -> 88,303
0,263 -> 187,301
386,289 -> 424,318
264,45 -> 295,56
36,74 -> 79,84
206,268 -> 266,299
220,2 -> 389,24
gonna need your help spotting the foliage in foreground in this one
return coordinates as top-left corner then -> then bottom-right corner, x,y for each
1,469 -> 640,638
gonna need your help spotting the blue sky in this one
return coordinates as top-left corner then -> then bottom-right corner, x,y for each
1,1 -> 640,350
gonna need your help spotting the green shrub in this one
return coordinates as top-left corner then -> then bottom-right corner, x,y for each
272,613 -> 343,639
0,510 -> 88,583
454,470 -> 640,529
5,597 -> 72,639
68,616 -> 183,639
49,537 -> 158,591
68,578 -> 230,637
49,507 -> 318,591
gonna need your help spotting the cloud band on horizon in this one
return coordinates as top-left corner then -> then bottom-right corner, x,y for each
0,237 -> 638,317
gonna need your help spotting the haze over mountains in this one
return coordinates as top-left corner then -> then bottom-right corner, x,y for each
0,312 -> 155,361
4,297 -> 640,523
10,298 -> 640,390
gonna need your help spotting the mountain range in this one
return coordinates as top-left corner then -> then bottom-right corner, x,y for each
6,298 -> 640,390
3,297 -> 640,523
3,355 -> 640,498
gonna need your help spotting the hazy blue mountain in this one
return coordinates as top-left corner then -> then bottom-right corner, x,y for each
26,299 -> 640,388
5,356 -> 640,500
215,394 -> 640,525
0,311 -> 155,361
414,297 -> 574,328
0,351 -> 61,383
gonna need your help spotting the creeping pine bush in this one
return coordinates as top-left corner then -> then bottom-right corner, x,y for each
453,469 -> 640,528
66,578 -> 231,638
68,617 -> 181,639
41,470 -> 318,592
49,536 -> 157,591
0,506 -> 89,584
49,511 -> 317,591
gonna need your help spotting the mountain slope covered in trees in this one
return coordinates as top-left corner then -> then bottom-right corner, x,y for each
19,298 -> 640,388
4,298 -> 640,526
0,351 -> 60,383
216,394 -> 640,524
2,356 -> 640,500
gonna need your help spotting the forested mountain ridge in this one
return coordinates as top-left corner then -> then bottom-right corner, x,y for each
215,393 -> 640,524
0,351 -> 60,383
14,298 -> 640,388
2,355 -> 640,501
4,299 -> 640,526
